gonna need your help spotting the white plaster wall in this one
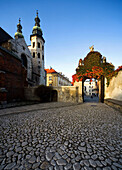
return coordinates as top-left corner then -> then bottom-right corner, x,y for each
105,71 -> 122,101
28,36 -> 45,85
57,75 -> 71,86
74,81 -> 82,94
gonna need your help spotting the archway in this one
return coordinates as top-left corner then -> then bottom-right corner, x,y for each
72,49 -> 114,103
21,54 -> 27,68
83,78 -> 99,103
51,90 -> 58,102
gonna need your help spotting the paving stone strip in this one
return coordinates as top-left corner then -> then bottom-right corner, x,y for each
0,102 -> 78,116
0,102 -> 121,169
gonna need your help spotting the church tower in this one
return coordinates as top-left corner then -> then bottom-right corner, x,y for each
28,11 -> 45,86
15,18 -> 24,39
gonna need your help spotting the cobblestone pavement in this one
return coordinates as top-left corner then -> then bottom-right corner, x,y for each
0,102 -> 122,170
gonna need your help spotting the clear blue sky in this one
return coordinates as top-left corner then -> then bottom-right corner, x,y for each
1,0 -> 122,81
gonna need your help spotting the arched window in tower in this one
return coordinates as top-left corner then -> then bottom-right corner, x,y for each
38,42 -> 40,48
42,55 -> 44,60
42,45 -> 44,51
21,54 -> 27,68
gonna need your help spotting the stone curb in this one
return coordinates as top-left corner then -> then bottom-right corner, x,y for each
104,99 -> 122,113
0,102 -> 80,117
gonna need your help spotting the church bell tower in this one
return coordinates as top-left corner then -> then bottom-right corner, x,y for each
28,10 -> 45,85
15,18 -> 24,39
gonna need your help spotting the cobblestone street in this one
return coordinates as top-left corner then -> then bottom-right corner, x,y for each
0,102 -> 122,170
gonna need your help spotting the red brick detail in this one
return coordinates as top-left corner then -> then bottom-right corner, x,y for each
0,92 -> 7,101
0,48 -> 28,102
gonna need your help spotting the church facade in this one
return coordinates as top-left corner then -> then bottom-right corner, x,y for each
0,11 -> 46,103
0,11 -> 46,87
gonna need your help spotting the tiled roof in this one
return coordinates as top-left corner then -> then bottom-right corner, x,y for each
45,68 -> 57,73
0,27 -> 13,44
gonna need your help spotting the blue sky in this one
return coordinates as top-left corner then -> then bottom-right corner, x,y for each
1,0 -> 122,81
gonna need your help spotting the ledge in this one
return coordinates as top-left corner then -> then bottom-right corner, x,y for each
0,46 -> 21,61
104,98 -> 122,113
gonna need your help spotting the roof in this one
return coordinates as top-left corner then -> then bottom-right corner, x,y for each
0,46 -> 20,61
0,27 -> 13,44
45,68 -> 71,83
45,68 -> 57,73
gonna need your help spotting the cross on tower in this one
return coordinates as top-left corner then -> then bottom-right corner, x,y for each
36,10 -> 38,16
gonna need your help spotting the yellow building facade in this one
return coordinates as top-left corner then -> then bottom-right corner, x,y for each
45,68 -> 71,86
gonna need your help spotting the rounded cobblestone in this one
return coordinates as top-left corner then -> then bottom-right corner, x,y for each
0,102 -> 121,169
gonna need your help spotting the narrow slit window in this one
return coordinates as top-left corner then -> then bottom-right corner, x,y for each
33,42 -> 35,48
33,52 -> 35,58
38,53 -> 40,58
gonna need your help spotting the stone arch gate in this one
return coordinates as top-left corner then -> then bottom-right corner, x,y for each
72,50 -> 114,103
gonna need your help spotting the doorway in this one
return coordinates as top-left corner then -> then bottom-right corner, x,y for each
82,77 -> 104,103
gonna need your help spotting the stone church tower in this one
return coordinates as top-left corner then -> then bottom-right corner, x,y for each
28,11 -> 46,86
10,19 -> 33,84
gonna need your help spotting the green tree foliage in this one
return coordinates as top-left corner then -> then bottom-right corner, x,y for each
74,52 -> 116,86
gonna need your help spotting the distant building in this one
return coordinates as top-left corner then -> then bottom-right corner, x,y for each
84,79 -> 98,96
45,67 -> 71,86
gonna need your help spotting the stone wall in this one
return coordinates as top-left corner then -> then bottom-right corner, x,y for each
2,38 -> 32,81
53,86 -> 82,103
73,81 -> 83,102
105,71 -> 122,101
24,87 -> 40,101
24,86 -> 83,103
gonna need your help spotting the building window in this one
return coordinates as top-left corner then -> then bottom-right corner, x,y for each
38,53 -> 40,58
49,76 -> 52,80
42,45 -> 44,51
38,61 -> 40,64
38,42 -> 40,48
42,55 -> 44,60
33,42 -> 35,48
33,52 -> 35,58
